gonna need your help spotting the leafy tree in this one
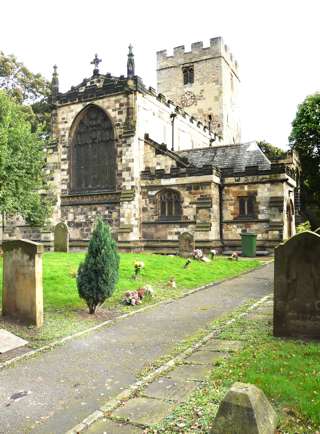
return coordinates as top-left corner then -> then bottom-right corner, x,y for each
0,90 -> 52,225
77,219 -> 120,314
0,51 -> 51,132
289,93 -> 320,202
257,141 -> 287,161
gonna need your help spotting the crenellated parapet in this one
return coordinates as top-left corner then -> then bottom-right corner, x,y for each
157,37 -> 238,75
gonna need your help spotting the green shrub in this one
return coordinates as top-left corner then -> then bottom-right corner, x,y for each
296,220 -> 311,233
77,218 -> 119,314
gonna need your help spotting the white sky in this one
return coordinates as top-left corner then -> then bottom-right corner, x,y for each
1,0 -> 319,148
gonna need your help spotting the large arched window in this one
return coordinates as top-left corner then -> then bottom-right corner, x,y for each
157,189 -> 182,221
70,105 -> 116,192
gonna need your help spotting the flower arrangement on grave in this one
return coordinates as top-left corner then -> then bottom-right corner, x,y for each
133,261 -> 144,279
228,251 -> 239,261
167,277 -> 176,288
210,249 -> 217,260
123,285 -> 154,305
193,249 -> 204,260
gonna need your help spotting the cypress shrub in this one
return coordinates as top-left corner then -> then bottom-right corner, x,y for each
77,218 -> 119,314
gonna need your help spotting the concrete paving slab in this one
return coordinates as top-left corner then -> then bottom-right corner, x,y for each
165,363 -> 211,382
186,350 -> 229,365
201,339 -> 244,352
142,376 -> 196,402
0,329 -> 28,354
85,418 -> 143,434
112,397 -> 175,426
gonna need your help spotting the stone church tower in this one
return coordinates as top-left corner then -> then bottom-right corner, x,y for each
157,37 -> 241,144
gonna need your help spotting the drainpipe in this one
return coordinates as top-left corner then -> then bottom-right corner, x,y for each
170,113 -> 176,151
219,182 -> 224,247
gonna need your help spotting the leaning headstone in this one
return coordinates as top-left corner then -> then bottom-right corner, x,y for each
54,222 -> 69,252
179,232 -> 195,258
2,239 -> 44,327
274,231 -> 320,339
211,382 -> 277,434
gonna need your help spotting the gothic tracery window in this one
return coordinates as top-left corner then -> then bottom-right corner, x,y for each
157,189 -> 182,221
71,105 -> 116,192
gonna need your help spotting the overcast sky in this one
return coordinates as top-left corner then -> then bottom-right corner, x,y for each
1,0 -> 319,148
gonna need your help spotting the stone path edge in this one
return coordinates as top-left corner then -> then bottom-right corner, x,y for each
66,293 -> 273,434
0,260 -> 273,372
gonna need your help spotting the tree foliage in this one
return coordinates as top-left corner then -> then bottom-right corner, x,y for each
289,93 -> 320,200
77,219 -> 120,314
0,51 -> 51,132
257,141 -> 287,161
0,90 -> 52,225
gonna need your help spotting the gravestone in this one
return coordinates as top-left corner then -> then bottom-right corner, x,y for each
179,232 -> 195,258
2,239 -> 44,327
274,231 -> 320,339
54,222 -> 69,252
211,382 -> 277,434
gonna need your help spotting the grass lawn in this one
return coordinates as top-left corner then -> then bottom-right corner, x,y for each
0,252 -> 262,348
150,309 -> 320,433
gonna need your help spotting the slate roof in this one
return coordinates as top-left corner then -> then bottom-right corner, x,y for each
178,142 -> 271,172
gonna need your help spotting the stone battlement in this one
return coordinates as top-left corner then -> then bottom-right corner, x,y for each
157,37 -> 238,73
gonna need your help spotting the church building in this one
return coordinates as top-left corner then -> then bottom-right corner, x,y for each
5,38 -> 298,252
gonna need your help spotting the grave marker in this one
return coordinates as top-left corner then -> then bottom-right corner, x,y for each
2,239 -> 43,327
211,382 -> 277,434
179,232 -> 194,258
274,231 -> 320,339
54,222 -> 69,252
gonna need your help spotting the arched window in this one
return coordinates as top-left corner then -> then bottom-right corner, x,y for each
70,105 -> 116,192
157,189 -> 182,221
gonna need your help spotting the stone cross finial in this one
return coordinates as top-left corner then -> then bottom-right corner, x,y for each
91,54 -> 102,75
127,44 -> 135,78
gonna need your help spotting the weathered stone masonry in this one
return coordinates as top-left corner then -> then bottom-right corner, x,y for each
2,39 -> 299,252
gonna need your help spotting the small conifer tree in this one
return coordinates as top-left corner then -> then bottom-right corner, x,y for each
77,218 -> 119,314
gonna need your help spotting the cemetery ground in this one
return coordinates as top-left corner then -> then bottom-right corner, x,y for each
0,252 -> 261,350
146,300 -> 320,434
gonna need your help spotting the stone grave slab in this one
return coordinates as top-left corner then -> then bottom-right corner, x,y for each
186,350 -> 229,365
274,231 -> 320,339
165,363 -> 211,382
178,232 -> 195,258
0,329 -> 28,354
54,222 -> 69,252
201,339 -> 244,353
86,418 -> 143,434
112,397 -> 175,426
142,376 -> 196,402
2,239 -> 44,327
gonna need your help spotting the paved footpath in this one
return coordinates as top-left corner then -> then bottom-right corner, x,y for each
0,263 -> 273,434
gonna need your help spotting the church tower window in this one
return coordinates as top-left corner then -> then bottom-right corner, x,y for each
157,189 -> 182,220
70,105 -> 116,192
182,66 -> 194,85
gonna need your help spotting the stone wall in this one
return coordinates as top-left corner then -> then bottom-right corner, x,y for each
140,164 -> 221,251
157,37 -> 241,145
136,92 -> 213,151
222,172 -> 296,248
